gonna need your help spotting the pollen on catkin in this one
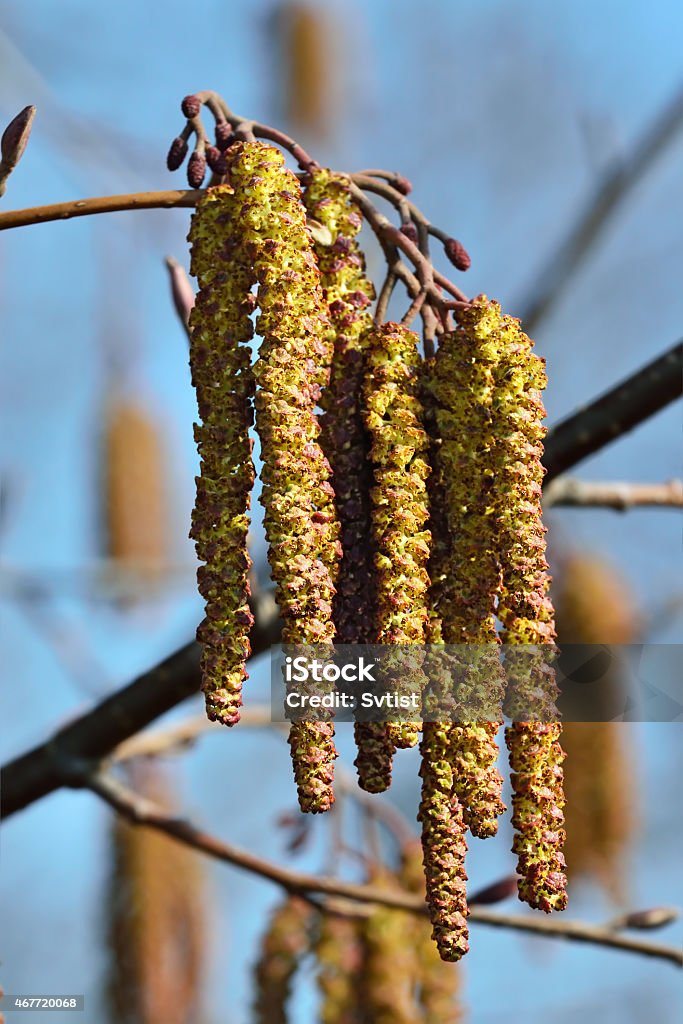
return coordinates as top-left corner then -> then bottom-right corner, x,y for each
455,296 -> 567,912
188,183 -> 256,727
362,322 -> 431,756
425,332 -> 506,839
228,141 -> 341,812
314,912 -> 363,1024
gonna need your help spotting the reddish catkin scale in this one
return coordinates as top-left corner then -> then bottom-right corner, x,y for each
229,141 -> 342,813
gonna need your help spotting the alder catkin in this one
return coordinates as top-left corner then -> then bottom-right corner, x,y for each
104,763 -> 206,1024
425,331 -> 506,839
455,296 -> 567,912
362,323 -> 431,757
555,551 -> 638,902
314,912 -> 363,1024
188,183 -> 256,727
229,141 -> 341,812
252,895 -> 312,1024
418,722 -> 470,962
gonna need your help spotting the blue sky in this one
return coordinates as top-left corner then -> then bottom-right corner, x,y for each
1,2 -> 682,1021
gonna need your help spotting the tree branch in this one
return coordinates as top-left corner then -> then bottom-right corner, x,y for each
0,190 -> 204,231
544,477 -> 683,510
518,84 -> 683,332
542,341 -> 683,482
74,764 -> 681,967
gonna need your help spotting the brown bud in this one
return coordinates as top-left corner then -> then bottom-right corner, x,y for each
205,145 -> 228,175
187,151 -> 207,188
393,174 -> 413,195
181,94 -> 202,118
470,876 -> 518,906
164,256 -> 195,330
0,105 -> 36,196
617,907 -> 679,931
400,221 -> 419,245
215,120 -> 234,150
444,238 -> 471,271
166,136 -> 188,171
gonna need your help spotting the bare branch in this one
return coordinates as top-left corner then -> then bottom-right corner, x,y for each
78,765 -> 682,967
518,84 -> 683,332
543,341 -> 683,482
0,190 -> 204,232
545,477 -> 683,510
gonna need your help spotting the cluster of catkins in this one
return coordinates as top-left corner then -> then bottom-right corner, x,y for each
186,138 -> 567,962
252,844 -> 463,1024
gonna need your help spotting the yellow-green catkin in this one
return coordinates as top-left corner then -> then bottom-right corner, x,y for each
314,912 -> 363,1024
228,141 -> 342,813
425,333 -> 506,839
418,721 -> 470,962
359,870 -> 422,1023
456,296 -> 567,913
361,322 -> 431,762
188,184 -> 256,726
401,842 -> 465,1023
252,895 -> 312,1024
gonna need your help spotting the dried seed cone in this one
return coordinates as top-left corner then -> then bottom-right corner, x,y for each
418,722 -> 469,962
252,895 -> 312,1024
188,183 -> 255,727
425,335 -> 506,837
229,141 -> 341,811
314,913 -> 363,1024
360,870 -> 422,1023
454,296 -> 567,910
400,843 -> 464,1024
303,168 -> 375,644
362,323 -> 431,756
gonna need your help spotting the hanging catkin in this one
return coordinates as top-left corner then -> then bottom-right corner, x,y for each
361,322 -> 431,764
359,869 -> 422,1024
314,912 -> 363,1024
229,140 -> 341,812
425,331 -> 506,839
456,296 -> 567,913
188,183 -> 256,726
555,551 -> 638,902
400,842 -> 465,1024
252,895 -> 312,1024
103,763 -> 206,1024
418,721 -> 470,962
103,396 -> 169,589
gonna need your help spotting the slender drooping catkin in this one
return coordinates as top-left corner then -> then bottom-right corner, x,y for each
359,870 -> 422,1024
303,167 -> 375,643
456,296 -> 567,912
400,842 -> 464,1024
555,551 -> 638,902
188,184 -> 255,726
252,895 -> 312,1024
418,722 -> 469,962
314,912 -> 363,1024
103,396 -> 169,592
104,763 -> 206,1024
229,141 -> 341,812
362,323 -> 431,760
425,333 -> 506,839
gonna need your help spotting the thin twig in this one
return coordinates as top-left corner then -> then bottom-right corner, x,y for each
0,190 -> 204,232
545,477 -> 683,510
542,341 -> 683,482
518,84 -> 683,331
79,765 -> 682,967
